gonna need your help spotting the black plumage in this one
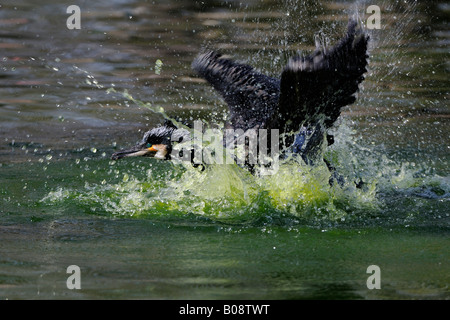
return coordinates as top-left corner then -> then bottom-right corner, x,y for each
192,19 -> 369,164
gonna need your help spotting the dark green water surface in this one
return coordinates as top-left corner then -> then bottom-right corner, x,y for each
0,0 -> 448,299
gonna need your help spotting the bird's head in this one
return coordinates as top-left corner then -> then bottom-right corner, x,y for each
111,120 -> 188,161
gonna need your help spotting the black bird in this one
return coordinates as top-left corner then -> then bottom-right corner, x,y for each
112,19 -> 369,172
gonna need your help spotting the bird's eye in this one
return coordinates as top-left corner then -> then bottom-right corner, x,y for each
146,143 -> 152,148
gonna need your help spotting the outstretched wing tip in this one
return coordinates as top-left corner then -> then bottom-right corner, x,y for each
192,50 -> 220,72
274,19 -> 370,131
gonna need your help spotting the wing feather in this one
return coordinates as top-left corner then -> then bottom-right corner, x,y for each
192,51 -> 280,131
267,19 -> 369,134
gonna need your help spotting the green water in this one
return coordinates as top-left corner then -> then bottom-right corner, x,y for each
0,0 -> 449,299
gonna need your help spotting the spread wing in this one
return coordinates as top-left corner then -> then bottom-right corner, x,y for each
192,51 -> 280,132
266,19 -> 369,134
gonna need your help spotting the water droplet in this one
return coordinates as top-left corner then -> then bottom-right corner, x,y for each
155,59 -> 163,75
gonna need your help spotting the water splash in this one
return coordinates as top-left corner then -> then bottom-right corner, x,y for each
40,88 -> 448,227
40,118 -> 380,224
41,1 -> 448,228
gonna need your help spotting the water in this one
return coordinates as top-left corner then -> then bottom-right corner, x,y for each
1,0 -> 449,299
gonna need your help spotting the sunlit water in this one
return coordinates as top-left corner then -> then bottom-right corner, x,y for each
0,0 -> 448,299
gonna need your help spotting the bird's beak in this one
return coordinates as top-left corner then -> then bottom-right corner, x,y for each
111,144 -> 167,160
111,144 -> 157,160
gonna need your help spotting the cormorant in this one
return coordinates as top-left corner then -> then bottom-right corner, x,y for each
112,19 -> 369,173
